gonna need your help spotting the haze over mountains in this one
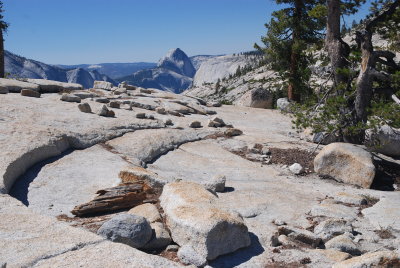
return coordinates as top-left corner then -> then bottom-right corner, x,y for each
5,48 -> 254,93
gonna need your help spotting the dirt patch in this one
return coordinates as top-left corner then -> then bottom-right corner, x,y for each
269,148 -> 316,174
265,260 -> 308,268
374,228 -> 396,239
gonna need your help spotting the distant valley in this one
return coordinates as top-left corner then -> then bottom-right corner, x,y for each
5,49 -> 258,93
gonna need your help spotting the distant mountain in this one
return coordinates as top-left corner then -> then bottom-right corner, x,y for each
158,48 -> 196,77
117,48 -> 195,93
58,62 -> 156,79
189,55 -> 220,71
5,51 -> 116,88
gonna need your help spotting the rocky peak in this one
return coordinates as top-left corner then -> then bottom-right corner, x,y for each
157,48 -> 196,78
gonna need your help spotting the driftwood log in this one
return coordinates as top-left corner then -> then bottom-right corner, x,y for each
71,182 -> 152,217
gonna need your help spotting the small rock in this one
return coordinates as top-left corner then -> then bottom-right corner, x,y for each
332,250 -> 399,268
114,88 -> 127,95
277,234 -> 298,247
273,219 -> 287,226
207,101 -> 221,107
202,175 -> 226,193
155,107 -> 166,114
289,163 -> 304,175
164,118 -> 173,125
95,97 -> 110,104
314,219 -> 353,241
261,147 -> 271,155
147,114 -> 155,120
77,103 -> 92,113
128,203 -> 161,223
136,113 -> 146,119
0,87 -> 9,94
189,121 -> 202,128
270,234 -> 281,247
60,93 -> 81,103
140,88 -> 153,94
97,214 -> 152,248
97,105 -> 114,117
325,234 -> 361,255
178,244 -> 207,267
20,89 -> 40,98
206,109 -> 217,115
277,97 -> 290,111
224,128 -> 243,137
208,116 -> 225,128
109,101 -> 121,109
168,110 -> 182,117
118,81 -> 136,90
142,222 -> 172,250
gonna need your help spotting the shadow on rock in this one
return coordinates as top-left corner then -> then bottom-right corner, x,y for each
9,149 -> 74,206
209,232 -> 264,268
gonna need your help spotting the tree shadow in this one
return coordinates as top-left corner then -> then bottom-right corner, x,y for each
209,232 -> 264,268
9,149 -> 74,206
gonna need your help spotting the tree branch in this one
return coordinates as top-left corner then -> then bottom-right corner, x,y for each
365,0 -> 400,32
392,94 -> 400,105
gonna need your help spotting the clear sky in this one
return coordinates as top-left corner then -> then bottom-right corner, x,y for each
2,0 -> 372,65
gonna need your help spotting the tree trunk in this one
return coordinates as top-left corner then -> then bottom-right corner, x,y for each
0,29 -> 4,78
354,30 -> 374,123
325,0 -> 349,88
288,0 -> 303,102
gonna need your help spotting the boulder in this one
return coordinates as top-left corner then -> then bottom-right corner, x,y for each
109,101 -> 121,109
128,203 -> 162,223
118,81 -> 136,90
314,143 -> 376,188
224,128 -> 243,137
289,163 -> 304,175
314,219 -> 353,241
325,234 -> 360,255
208,117 -> 226,128
97,214 -> 152,248
27,79 -> 82,93
114,88 -> 127,95
189,121 -> 202,128
78,103 -> 92,113
95,97 -> 110,104
60,94 -> 81,103
332,251 -> 399,268
0,78 -> 40,92
237,88 -> 273,109
136,113 -> 147,119
160,181 -> 251,264
20,89 -> 41,98
93,81 -> 113,90
97,105 -> 115,117
155,107 -> 166,114
178,244 -> 207,267
73,92 -> 98,99
277,97 -> 290,111
163,119 -> 172,126
366,125 -> 400,157
142,222 -> 172,250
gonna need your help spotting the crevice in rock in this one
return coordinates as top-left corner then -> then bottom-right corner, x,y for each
27,239 -> 105,268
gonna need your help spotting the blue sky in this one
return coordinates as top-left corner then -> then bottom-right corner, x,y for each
3,0 -> 372,65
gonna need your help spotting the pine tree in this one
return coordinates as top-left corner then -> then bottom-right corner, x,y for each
0,1 -> 8,78
255,0 -> 326,102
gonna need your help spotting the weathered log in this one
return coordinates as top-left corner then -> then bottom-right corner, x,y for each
71,183 -> 148,217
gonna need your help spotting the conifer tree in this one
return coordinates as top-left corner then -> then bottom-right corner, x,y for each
0,1 -> 8,78
255,0 -> 326,102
